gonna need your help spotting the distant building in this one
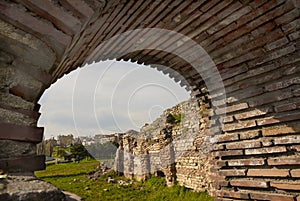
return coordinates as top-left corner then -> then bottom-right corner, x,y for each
57,134 -> 76,147
36,137 -> 57,156
80,136 -> 95,146
94,134 -> 115,144
44,138 -> 57,156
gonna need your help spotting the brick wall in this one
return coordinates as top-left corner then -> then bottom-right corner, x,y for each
0,0 -> 299,200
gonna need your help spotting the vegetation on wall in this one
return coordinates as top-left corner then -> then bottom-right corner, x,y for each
166,113 -> 183,125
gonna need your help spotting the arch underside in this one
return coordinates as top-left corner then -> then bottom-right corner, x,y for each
0,0 -> 299,200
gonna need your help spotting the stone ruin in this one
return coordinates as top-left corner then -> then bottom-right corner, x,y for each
114,97 -> 214,192
1,0 -> 299,200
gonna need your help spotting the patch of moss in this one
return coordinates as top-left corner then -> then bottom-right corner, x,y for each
166,113 -> 183,125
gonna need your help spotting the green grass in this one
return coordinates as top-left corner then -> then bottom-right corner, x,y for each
36,159 -> 98,178
35,160 -> 214,201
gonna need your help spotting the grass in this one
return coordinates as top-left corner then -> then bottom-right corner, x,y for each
35,159 -> 214,201
36,159 -> 98,178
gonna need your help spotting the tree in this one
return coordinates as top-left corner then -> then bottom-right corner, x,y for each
69,144 -> 93,162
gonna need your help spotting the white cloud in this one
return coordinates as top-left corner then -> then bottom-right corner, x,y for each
38,60 -> 190,138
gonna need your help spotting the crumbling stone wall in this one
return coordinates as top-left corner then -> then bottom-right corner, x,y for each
114,97 -> 213,192
1,0 -> 299,200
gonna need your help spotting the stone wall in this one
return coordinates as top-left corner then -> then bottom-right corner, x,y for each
114,97 -> 213,192
1,1 -> 299,200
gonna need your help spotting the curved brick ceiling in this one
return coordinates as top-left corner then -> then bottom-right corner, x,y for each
0,1 -> 300,200
2,0 -> 298,97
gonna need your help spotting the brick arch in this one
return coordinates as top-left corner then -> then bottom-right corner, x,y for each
0,0 -> 299,200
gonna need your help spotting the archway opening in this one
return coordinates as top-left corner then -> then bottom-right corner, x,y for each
37,59 -> 190,139
34,59 -> 216,199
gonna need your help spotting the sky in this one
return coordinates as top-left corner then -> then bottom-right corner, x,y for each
38,60 -> 190,139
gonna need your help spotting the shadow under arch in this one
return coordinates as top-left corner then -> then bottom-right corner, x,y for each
84,28 -> 227,137
70,28 -> 227,192
0,1 -> 298,200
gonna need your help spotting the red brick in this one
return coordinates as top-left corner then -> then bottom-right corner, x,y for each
235,69 -> 282,90
227,0 -> 282,41
261,139 -> 273,147
212,197 -> 222,201
228,54 -> 298,86
226,140 -> 261,150
230,179 -> 268,188
291,169 -> 300,177
293,88 -> 300,97
254,0 -> 295,25
226,86 -> 264,103
271,181 -> 300,191
226,103 -> 249,113
223,120 -> 256,132
199,0 -> 219,12
219,169 -> 246,177
249,90 -> 293,107
250,192 -> 295,201
248,0 -> 269,9
274,135 -> 300,145
245,146 -> 287,155
283,65 -> 300,76
223,116 -> 234,123
275,102 -> 299,112
216,190 -> 249,199
208,5 -> 251,35
59,0 -> 94,20
290,145 -> 300,151
257,118 -> 280,126
20,0 -> 81,35
220,64 -> 248,81
214,150 -> 244,157
265,76 -> 300,92
248,45 -> 296,67
228,158 -> 265,166
268,157 -> 300,165
265,37 -> 289,51
275,8 -> 300,25
282,18 -> 300,33
234,107 -> 270,120
217,134 -> 239,143
248,28 -> 284,51
251,21 -> 277,38
240,0 -> 285,25
222,48 -> 265,68
289,30 -> 300,41
239,130 -> 261,140
247,168 -> 290,177
262,125 -> 300,136
257,110 -> 300,126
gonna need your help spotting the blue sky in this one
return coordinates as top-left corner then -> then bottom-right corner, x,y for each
38,60 -> 190,139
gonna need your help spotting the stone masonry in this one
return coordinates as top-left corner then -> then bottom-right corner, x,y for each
0,1 -> 299,200
114,97 -> 214,192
